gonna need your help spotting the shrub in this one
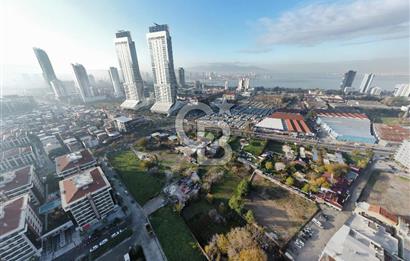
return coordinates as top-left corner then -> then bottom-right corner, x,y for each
285,176 -> 295,186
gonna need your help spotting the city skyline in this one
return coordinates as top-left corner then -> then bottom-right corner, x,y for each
1,0 -> 409,76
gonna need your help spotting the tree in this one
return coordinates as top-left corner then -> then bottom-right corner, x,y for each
237,248 -> 267,261
301,183 -> 310,193
236,179 -> 250,197
245,210 -> 255,224
206,193 -> 214,203
285,176 -> 295,186
229,194 -> 244,214
265,161 -> 273,170
135,138 -> 147,149
216,234 -> 229,254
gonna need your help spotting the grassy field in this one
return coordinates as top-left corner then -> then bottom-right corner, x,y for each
243,139 -> 267,156
379,117 -> 410,126
150,207 -> 205,261
109,150 -> 165,205
211,170 -> 244,203
264,140 -> 284,154
246,176 -> 318,246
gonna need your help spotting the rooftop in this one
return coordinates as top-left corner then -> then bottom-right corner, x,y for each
0,146 -> 32,160
59,167 -> 110,206
55,149 -> 95,174
0,165 -> 32,195
0,195 -> 27,239
373,124 -> 410,143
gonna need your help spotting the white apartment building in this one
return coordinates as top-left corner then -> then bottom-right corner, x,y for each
55,149 -> 97,178
147,24 -> 178,115
395,139 -> 410,169
0,165 -> 44,205
359,73 -> 375,94
393,83 -> 410,97
59,167 -> 115,229
0,132 -> 30,151
108,66 -> 125,98
115,30 -> 145,110
0,195 -> 43,261
0,146 -> 37,172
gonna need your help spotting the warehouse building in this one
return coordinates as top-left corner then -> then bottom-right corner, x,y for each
59,167 -> 115,229
316,112 -> 376,144
255,112 -> 313,136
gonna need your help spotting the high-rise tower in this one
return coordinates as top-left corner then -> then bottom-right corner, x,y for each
71,63 -> 94,102
108,67 -> 124,98
114,30 -> 144,109
340,70 -> 356,90
359,73 -> 375,94
147,24 -> 178,114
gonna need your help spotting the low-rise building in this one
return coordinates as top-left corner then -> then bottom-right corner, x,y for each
115,116 -> 146,133
373,124 -> 410,147
0,146 -> 37,172
316,112 -> 376,144
63,138 -> 83,152
355,202 -> 398,227
395,140 -> 410,169
0,131 -> 30,151
55,149 -> 97,178
0,195 -> 43,261
0,165 -> 44,205
320,214 -> 399,261
59,167 -> 115,229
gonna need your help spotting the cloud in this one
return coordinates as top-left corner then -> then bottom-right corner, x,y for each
256,0 -> 409,46
237,47 -> 273,54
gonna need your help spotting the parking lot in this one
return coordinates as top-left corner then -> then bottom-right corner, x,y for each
287,205 -> 351,261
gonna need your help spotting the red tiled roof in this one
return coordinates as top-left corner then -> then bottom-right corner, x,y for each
60,167 -> 109,205
0,196 -> 25,237
56,149 -> 95,173
317,112 -> 368,119
0,166 -> 32,194
374,124 -> 410,142
270,112 -> 311,134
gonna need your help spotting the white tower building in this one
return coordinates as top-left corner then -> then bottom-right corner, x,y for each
114,31 -> 145,110
147,24 -> 178,114
71,63 -> 94,102
359,73 -> 375,94
108,67 -> 124,98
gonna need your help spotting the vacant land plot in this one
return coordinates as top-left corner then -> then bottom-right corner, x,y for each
360,170 -> 410,217
109,150 -> 165,205
380,117 -> 410,126
243,139 -> 267,156
246,175 -> 318,246
150,207 -> 205,261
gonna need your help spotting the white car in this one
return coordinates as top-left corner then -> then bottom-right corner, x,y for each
90,245 -> 99,253
99,238 -> 108,246
111,231 -> 120,238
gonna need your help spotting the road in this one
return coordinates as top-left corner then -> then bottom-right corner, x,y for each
54,161 -> 166,261
96,161 -> 166,261
187,121 -> 395,156
291,160 -> 377,261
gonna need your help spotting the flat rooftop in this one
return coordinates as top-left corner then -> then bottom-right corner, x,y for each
318,115 -> 374,141
0,146 -> 32,160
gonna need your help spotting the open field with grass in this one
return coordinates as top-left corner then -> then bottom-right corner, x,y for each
264,140 -> 284,154
109,150 -> 165,205
246,175 -> 318,246
379,117 -> 410,126
360,169 -> 410,217
243,139 -> 267,156
150,206 -> 205,261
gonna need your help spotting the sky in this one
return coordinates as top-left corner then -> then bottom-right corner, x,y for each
1,0 -> 409,76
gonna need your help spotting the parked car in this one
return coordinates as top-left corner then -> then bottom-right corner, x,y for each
111,231 -> 120,238
90,245 -> 99,253
99,238 -> 108,246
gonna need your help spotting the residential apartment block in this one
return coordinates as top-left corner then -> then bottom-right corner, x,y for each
0,146 -> 37,172
55,149 -> 97,178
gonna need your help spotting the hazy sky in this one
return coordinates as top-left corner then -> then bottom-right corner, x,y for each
1,0 -> 409,74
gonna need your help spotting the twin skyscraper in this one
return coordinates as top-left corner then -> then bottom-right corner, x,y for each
34,24 -> 179,115
114,24 -> 178,114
